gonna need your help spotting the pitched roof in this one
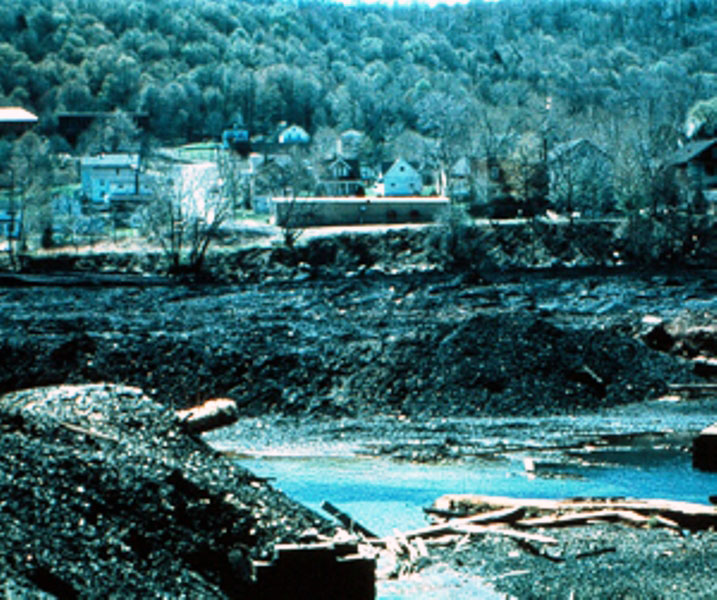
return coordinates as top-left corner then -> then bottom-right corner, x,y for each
548,138 -> 607,161
278,124 -> 310,144
325,155 -> 361,179
0,107 -> 38,124
382,157 -> 420,176
666,138 -> 717,166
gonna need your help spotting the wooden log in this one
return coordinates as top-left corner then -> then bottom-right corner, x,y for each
396,506 -> 526,541
433,494 -> 563,513
321,501 -> 379,540
176,398 -> 238,433
422,535 -> 462,547
667,383 -> 717,393
434,494 -> 717,518
513,539 -> 564,563
393,529 -> 419,563
59,421 -> 120,443
433,495 -> 717,530
517,509 -> 650,529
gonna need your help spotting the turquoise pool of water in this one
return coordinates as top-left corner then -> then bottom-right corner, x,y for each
238,445 -> 717,538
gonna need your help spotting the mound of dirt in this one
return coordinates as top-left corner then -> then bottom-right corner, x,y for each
0,270 -> 699,420
0,384 -> 334,597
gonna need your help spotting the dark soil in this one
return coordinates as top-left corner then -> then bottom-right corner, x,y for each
1,225 -> 716,598
433,522 -> 717,599
1,265 -> 713,420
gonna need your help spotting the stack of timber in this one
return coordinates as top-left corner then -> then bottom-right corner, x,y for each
323,495 -> 717,576
428,494 -> 717,533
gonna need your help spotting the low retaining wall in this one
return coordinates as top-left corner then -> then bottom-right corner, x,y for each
272,196 -> 450,227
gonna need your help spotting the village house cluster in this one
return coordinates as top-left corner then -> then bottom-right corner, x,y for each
1,106 -> 716,248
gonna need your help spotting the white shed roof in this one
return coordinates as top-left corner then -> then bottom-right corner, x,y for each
0,107 -> 38,123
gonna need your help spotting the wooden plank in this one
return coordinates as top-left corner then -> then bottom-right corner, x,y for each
517,509 -> 652,529
434,494 -> 717,518
668,383 -> 717,391
396,506 -> 526,541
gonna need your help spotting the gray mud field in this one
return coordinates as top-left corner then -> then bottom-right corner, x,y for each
1,261 -> 717,598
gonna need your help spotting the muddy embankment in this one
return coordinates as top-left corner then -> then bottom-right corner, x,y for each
1,222 -> 716,419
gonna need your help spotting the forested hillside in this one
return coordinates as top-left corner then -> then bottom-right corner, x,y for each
1,0 -> 716,165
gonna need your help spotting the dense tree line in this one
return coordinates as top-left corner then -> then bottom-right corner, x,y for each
0,0 -> 714,154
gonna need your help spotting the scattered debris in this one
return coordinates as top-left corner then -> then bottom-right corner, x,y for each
431,494 -> 717,532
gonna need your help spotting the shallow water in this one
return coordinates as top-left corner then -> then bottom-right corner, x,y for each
237,445 -> 717,538
206,406 -> 717,599
207,403 -> 717,536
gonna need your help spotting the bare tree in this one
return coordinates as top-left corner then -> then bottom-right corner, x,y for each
257,147 -> 315,248
217,150 -> 249,212
3,133 -> 55,265
141,160 -> 231,274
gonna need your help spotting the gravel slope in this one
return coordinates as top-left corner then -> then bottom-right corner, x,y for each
0,384 -> 334,597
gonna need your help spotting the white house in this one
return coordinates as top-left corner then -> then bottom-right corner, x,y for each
383,158 -> 422,196
278,124 -> 310,145
80,154 -> 150,205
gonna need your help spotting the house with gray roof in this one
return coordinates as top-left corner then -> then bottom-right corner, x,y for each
667,138 -> 717,214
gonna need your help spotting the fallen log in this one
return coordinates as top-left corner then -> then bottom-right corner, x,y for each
59,421 -> 120,443
516,509 -> 653,529
667,383 -> 717,394
514,539 -> 564,563
432,495 -> 717,531
396,506 -> 526,541
176,398 -> 238,434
